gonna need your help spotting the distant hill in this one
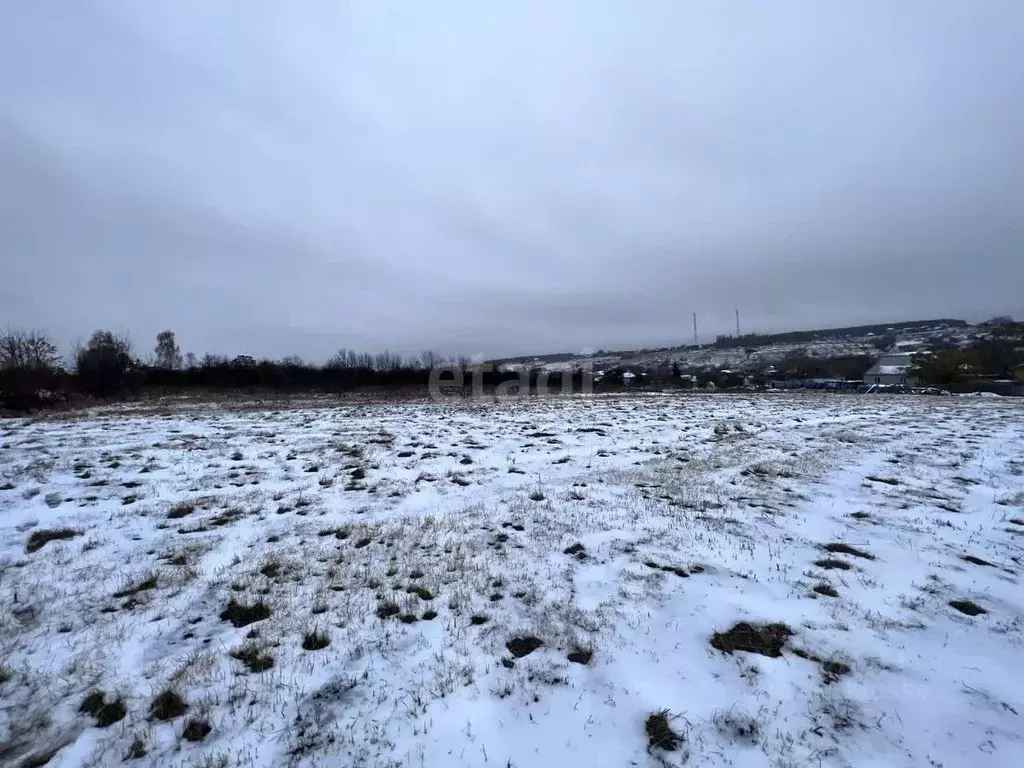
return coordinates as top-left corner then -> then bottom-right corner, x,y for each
708,318 -> 967,350
490,318 -> 967,367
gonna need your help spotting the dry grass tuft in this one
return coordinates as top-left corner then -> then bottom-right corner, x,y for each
113,573 -> 158,598
645,710 -> 682,752
302,630 -> 331,651
150,688 -> 188,721
230,644 -> 274,672
219,599 -> 271,628
182,717 -> 211,742
710,622 -> 793,658
167,502 -> 195,519
79,690 -> 106,717
506,636 -> 543,658
822,542 -> 874,560
961,555 -> 993,567
814,558 -> 853,571
26,528 -> 79,553
123,736 -> 147,760
568,647 -> 593,665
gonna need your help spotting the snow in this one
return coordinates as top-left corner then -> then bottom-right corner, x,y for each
2,393 -> 1023,767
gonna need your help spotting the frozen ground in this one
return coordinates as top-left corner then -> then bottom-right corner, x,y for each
1,393 -> 1023,768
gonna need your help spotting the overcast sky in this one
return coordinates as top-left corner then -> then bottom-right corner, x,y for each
2,2 -> 1022,361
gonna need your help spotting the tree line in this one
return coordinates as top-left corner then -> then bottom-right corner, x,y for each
0,328 -> 598,410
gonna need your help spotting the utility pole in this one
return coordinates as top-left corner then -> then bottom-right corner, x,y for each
692,313 -> 698,346
735,309 -> 741,338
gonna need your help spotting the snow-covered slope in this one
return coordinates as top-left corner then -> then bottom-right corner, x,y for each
503,322 -> 977,373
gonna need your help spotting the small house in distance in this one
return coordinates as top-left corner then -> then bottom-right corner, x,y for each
864,352 -> 917,386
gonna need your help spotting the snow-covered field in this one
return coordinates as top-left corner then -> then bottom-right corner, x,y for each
2,393 -> 1023,768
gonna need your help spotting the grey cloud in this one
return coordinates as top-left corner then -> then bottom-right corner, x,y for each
1,1 -> 1022,361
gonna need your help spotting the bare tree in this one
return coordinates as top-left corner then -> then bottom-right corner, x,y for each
373,350 -> 403,372
184,352 -> 197,369
0,329 -> 61,371
154,330 -> 182,370
327,348 -> 359,370
420,350 -> 442,369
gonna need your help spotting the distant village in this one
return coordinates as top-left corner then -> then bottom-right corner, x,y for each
495,317 -> 1024,396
